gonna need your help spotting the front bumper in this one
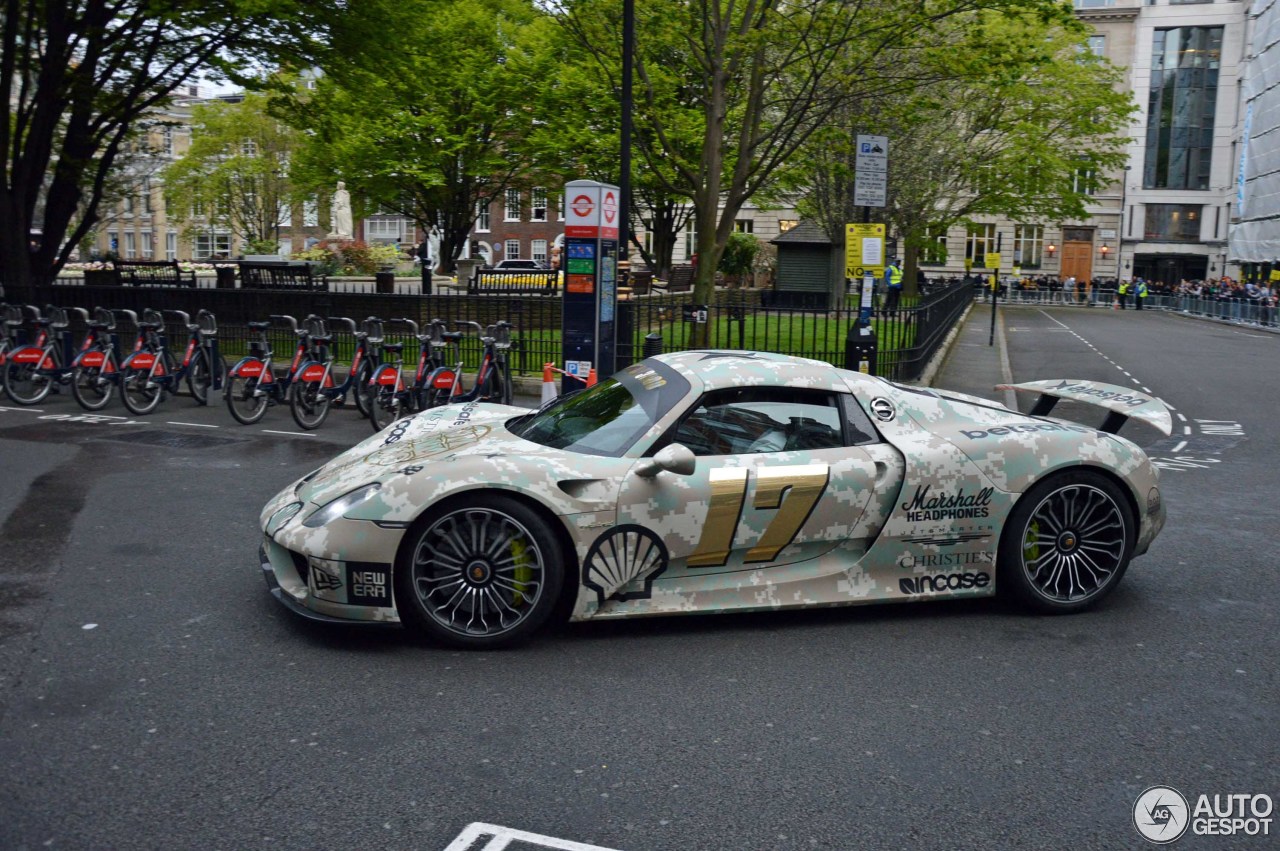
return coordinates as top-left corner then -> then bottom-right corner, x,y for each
259,537 -> 402,627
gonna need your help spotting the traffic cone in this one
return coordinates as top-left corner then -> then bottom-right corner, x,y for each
586,368 -> 598,387
541,363 -> 558,405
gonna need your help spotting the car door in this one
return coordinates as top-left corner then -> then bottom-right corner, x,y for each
615,387 -> 879,583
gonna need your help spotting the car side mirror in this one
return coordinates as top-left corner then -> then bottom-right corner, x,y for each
634,443 -> 696,478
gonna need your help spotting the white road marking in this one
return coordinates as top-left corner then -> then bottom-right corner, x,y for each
261,429 -> 315,437
444,824 -> 620,851
166,421 -> 220,428
1172,440 -> 1187,452
1141,386 -> 1152,393
1184,425 -> 1192,435
0,405 -> 43,413
1176,413 -> 1187,422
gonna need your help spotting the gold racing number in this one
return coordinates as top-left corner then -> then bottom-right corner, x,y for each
687,464 -> 830,567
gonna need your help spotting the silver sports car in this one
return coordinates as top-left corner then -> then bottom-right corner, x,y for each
259,351 -> 1169,648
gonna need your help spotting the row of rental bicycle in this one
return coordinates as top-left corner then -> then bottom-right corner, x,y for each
0,304 -> 514,431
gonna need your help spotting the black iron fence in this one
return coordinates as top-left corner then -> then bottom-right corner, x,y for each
3,277 -> 973,380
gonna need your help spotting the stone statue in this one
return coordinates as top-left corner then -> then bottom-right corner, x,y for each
329,181 -> 353,239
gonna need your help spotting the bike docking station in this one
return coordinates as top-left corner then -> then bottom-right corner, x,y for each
561,179 -> 620,394
844,222 -> 884,374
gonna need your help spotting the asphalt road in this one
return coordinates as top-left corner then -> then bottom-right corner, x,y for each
0,307 -> 1275,850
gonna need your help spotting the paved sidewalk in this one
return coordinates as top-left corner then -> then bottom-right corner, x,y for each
930,301 -> 1016,409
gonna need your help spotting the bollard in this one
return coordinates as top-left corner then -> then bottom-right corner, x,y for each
215,266 -> 235,289
844,323 -> 877,375
420,264 -> 433,296
642,332 -> 663,359
375,271 -> 394,294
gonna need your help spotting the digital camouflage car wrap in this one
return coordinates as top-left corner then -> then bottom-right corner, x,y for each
258,351 -> 1167,632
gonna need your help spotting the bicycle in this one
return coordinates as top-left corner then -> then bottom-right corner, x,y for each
224,314 -> 317,425
288,316 -> 385,430
1,304 -> 89,405
117,309 -> 226,415
366,318 -> 463,432
69,307 -> 131,411
449,320 -> 513,406
0,304 -> 24,400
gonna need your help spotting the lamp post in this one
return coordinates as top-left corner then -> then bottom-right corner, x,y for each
1118,164 -> 1132,277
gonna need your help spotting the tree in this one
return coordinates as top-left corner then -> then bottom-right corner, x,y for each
551,0 -> 1056,342
0,0 -> 385,287
163,93 -> 298,253
282,0 -> 548,272
798,9 -> 1136,294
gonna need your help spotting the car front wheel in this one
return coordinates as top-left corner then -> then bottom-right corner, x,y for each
395,495 -> 564,648
998,470 -> 1135,613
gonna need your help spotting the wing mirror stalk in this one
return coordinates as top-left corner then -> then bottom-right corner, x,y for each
634,444 -> 696,478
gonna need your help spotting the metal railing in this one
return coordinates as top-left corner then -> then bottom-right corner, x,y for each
4,278 -> 976,379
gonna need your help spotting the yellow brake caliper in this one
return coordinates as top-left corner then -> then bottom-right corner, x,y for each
511,538 -> 532,606
1024,521 -> 1040,569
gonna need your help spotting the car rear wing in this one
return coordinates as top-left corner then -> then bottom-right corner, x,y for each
995,379 -> 1172,437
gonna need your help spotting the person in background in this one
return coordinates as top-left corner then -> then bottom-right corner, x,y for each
883,258 -> 904,315
1134,278 -> 1148,310
1117,279 -> 1129,310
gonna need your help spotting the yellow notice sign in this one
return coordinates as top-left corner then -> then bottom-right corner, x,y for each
984,253 -> 1001,270
845,223 -> 886,278
1269,269 -> 1280,282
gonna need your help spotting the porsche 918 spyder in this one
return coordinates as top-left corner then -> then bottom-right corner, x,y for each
259,351 -> 1169,648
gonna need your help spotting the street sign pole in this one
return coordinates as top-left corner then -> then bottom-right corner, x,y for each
988,232 -> 1002,347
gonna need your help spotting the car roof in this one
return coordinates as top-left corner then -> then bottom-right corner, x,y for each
647,350 -> 866,394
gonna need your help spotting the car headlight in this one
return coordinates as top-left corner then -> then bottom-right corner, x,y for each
266,501 -> 304,535
303,483 -> 382,528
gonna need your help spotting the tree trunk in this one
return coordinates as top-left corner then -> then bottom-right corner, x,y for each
903,242 -> 921,299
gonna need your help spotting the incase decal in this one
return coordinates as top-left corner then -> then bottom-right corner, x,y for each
346,562 -> 391,606
900,485 -> 993,521
899,571 -> 990,594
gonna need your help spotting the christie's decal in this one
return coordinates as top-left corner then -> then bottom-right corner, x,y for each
897,551 -> 993,570
900,485 -> 993,521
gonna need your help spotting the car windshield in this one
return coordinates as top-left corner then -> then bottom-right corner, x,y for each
508,360 -> 690,457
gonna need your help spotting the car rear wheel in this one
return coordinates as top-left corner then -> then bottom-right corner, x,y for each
998,470 -> 1135,613
395,495 -> 563,648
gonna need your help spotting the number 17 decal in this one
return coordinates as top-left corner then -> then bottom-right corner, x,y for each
687,464 -> 830,567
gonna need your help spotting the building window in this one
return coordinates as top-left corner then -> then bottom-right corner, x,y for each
1144,204 -> 1202,241
777,219 -> 798,234
107,231 -> 119,253
194,232 -> 232,260
920,225 -> 948,265
531,239 -> 548,264
684,223 -> 698,258
1072,166 -> 1097,196
1087,35 -> 1106,58
1144,27 -> 1222,191
531,187 -> 547,222
140,231 -> 153,259
162,126 -> 174,155
123,232 -> 136,258
734,219 -> 754,233
302,198 -> 319,227
1014,224 -> 1043,269
1074,0 -> 1116,7
140,180 -> 152,215
476,201 -> 491,232
123,194 -> 133,217
166,231 -> 177,261
505,240 -> 521,261
364,216 -> 409,243
504,189 -> 521,222
241,139 -> 257,157
965,224 -> 996,266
